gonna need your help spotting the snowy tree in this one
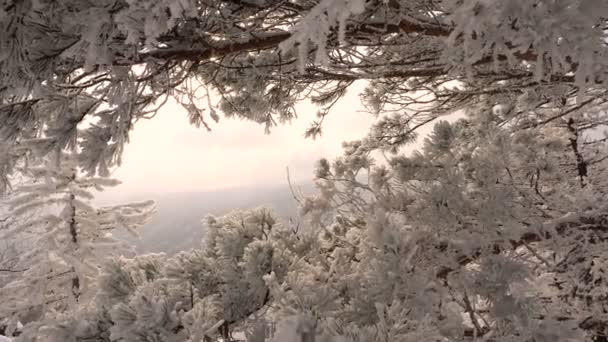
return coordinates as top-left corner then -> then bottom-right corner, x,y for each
0,152 -> 155,332
12,208 -> 312,342
0,0 -> 607,189
1,1 -> 608,342
288,107 -> 608,341
10,135 -> 608,342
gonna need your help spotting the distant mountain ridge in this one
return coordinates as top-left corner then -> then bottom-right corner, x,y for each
117,183 -> 315,254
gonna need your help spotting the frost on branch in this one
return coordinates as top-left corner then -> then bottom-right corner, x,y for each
279,0 -> 366,72
444,0 -> 608,88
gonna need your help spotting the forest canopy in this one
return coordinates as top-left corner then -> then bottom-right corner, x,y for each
1,0 -> 606,185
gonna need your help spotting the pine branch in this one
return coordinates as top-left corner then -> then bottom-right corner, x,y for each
0,267 -> 27,273
437,210 -> 608,282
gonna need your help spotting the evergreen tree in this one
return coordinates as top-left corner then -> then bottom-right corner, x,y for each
0,152 -> 155,331
14,208 -> 310,342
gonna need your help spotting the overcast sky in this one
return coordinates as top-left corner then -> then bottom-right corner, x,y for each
100,82 -> 377,198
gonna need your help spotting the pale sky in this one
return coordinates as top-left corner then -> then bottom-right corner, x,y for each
102,82 -> 378,198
